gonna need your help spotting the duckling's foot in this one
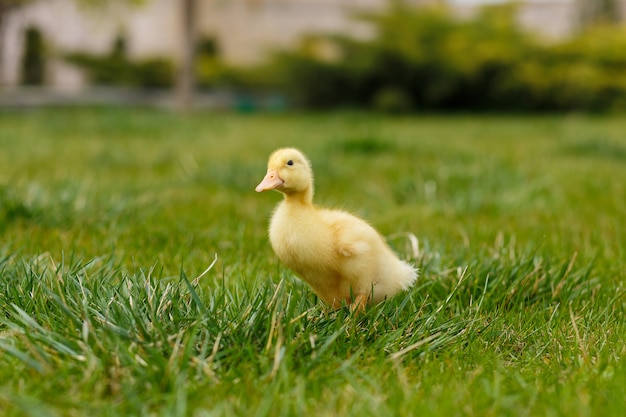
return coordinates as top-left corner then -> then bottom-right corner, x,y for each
349,294 -> 368,314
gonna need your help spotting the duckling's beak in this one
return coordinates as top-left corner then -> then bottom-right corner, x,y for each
255,170 -> 284,192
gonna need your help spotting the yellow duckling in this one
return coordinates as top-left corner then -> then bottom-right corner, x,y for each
256,148 -> 417,311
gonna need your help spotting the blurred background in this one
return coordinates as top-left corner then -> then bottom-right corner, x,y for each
1,0 -> 626,112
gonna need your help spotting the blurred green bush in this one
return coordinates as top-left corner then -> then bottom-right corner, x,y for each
264,4 -> 626,112
64,34 -> 263,91
195,36 -> 285,93
59,5 -> 626,112
65,34 -> 174,88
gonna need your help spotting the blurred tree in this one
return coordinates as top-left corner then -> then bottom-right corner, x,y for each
577,0 -> 624,28
178,0 -> 196,111
110,33 -> 128,60
20,25 -> 44,84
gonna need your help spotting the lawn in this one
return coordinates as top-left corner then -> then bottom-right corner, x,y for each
0,108 -> 625,416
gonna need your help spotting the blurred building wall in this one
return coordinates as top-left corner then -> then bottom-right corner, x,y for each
0,0 -> 621,90
198,0 -> 387,65
517,1 -> 578,38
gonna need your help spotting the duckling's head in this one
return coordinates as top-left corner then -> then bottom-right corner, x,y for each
255,148 -> 314,200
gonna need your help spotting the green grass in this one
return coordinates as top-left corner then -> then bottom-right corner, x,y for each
0,108 -> 625,416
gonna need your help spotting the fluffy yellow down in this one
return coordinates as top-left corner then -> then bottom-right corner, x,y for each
256,148 -> 417,310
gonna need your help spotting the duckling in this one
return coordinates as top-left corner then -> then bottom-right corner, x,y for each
256,148 -> 417,311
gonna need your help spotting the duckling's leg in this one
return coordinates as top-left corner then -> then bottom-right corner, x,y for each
349,293 -> 368,314
331,297 -> 350,310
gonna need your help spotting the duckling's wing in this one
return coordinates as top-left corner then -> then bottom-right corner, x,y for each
323,210 -> 381,259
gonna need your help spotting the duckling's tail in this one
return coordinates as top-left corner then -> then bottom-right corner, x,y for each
399,260 -> 419,290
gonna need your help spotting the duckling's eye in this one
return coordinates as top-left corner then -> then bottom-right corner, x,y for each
287,160 -> 294,166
